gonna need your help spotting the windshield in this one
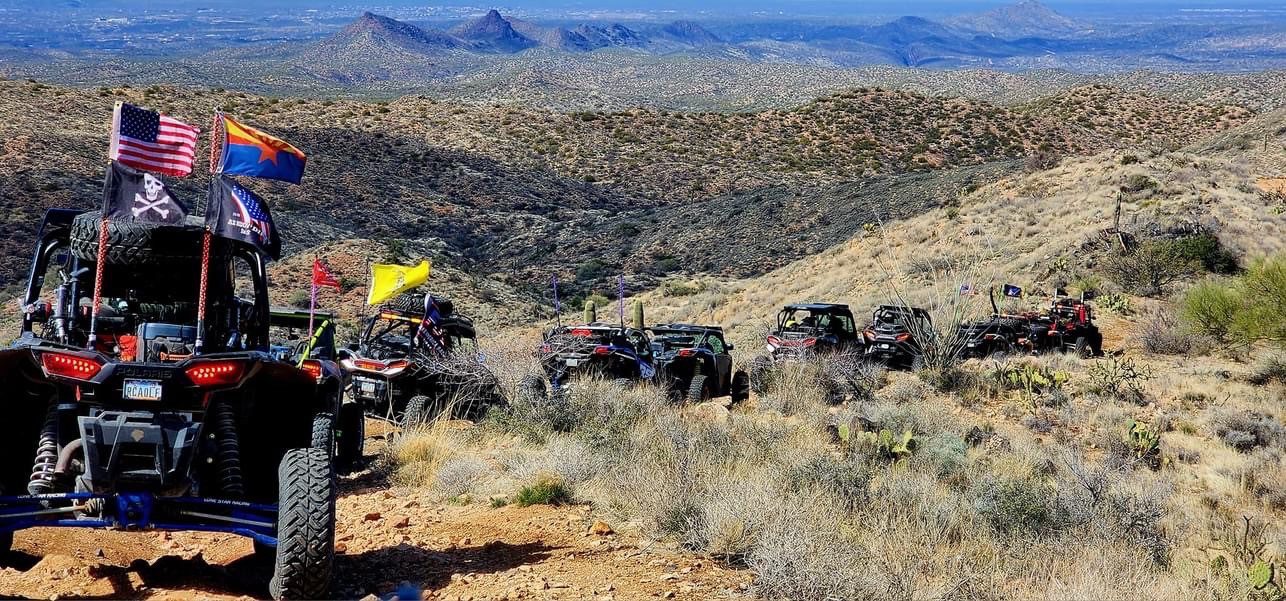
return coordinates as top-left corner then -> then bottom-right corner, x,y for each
779,309 -> 855,336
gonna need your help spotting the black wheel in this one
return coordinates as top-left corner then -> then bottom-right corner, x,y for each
1091,333 -> 1104,357
1074,337 -> 1091,359
519,374 -> 547,404
686,374 -> 709,404
402,395 -> 431,428
730,371 -> 750,404
335,404 -> 365,474
909,354 -> 925,371
748,355 -> 772,395
310,413 -> 334,457
69,210 -> 198,265
269,448 -> 336,600
385,293 -> 426,314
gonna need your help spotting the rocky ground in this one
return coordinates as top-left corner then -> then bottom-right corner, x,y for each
0,423 -> 750,601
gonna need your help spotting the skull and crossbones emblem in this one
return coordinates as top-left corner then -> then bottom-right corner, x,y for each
132,174 -> 175,220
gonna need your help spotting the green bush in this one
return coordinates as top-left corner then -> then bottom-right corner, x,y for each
1172,233 -> 1239,274
1182,280 -> 1240,342
1236,256 -> 1286,344
1100,240 -> 1199,297
514,474 -> 572,507
974,477 -> 1053,536
1181,255 -> 1286,347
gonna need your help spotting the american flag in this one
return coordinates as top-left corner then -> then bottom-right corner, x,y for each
109,102 -> 200,177
228,179 -> 273,245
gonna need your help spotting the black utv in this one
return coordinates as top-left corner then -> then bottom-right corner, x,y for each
340,293 -> 502,427
862,305 -> 931,370
649,324 -> 749,404
748,303 -> 863,394
1021,297 -> 1104,358
524,323 -> 657,400
0,209 -> 342,599
269,307 -> 363,473
956,289 -> 1035,360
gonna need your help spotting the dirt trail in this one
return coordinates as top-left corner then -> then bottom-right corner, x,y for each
0,425 -> 752,600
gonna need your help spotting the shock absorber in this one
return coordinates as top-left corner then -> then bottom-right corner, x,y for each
28,403 -> 60,495
211,402 -> 244,497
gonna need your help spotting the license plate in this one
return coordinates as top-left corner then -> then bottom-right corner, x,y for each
880,344 -> 890,349
565,359 -> 582,367
123,379 -> 163,401
360,382 -> 376,394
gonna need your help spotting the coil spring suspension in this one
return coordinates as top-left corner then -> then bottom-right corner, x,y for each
28,403 -> 60,495
212,402 -> 244,496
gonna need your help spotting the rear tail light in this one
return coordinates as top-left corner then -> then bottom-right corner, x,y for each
186,360 -> 246,388
863,328 -> 875,340
540,344 -> 552,353
896,333 -> 911,342
353,359 -> 387,371
766,335 -> 782,348
571,328 -> 593,337
983,334 -> 998,340
300,360 -> 323,381
41,352 -> 103,381
802,337 -> 817,347
384,360 -> 410,375
593,346 -> 612,355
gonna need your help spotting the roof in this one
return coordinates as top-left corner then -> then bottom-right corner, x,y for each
783,303 -> 850,311
649,323 -> 724,334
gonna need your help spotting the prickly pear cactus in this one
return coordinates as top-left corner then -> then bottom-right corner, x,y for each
584,300 -> 597,324
632,300 -> 645,330
1250,560 -> 1273,590
1126,419 -> 1163,470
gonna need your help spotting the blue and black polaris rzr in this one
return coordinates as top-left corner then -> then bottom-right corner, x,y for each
0,209 -> 344,599
649,323 -> 749,404
524,323 -> 657,400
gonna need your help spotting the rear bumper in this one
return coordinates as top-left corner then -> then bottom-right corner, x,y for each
0,492 -> 278,546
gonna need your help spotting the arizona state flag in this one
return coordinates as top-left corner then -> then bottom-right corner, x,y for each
206,175 -> 282,260
214,113 -> 307,184
367,261 -> 431,305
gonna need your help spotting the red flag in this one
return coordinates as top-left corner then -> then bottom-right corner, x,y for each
312,258 -> 341,291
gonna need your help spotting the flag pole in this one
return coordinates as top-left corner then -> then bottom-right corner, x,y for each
86,210 -> 110,349
308,257 -> 318,339
196,112 -> 221,356
618,274 -> 625,329
552,275 -> 562,329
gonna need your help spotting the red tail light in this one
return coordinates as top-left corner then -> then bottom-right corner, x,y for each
802,337 -> 817,347
300,360 -> 323,381
186,360 -> 246,388
353,359 -> 387,371
41,352 -> 102,381
895,333 -> 911,342
540,344 -> 552,353
766,335 -> 782,347
983,334 -> 998,340
571,328 -> 593,337
677,349 -> 696,357
593,346 -> 612,355
863,329 -> 875,340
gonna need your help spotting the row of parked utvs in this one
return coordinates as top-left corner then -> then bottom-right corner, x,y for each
0,209 -> 1105,598
0,210 -> 516,598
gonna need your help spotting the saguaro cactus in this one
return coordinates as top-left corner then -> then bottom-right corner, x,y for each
631,300 -> 645,330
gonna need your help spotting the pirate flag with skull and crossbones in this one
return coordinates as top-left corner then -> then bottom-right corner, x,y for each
102,161 -> 187,225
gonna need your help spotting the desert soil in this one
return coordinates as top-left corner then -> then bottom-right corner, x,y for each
0,423 -> 752,601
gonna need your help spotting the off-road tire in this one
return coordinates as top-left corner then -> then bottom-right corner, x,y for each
69,210 -> 196,265
730,371 -> 750,404
910,354 -> 925,371
310,413 -> 334,457
336,404 -> 364,474
519,374 -> 547,405
1074,337 -> 1092,359
386,293 -> 426,315
686,374 -> 709,404
269,448 -> 336,600
402,395 -> 431,428
748,355 -> 772,395
1091,333 -> 1104,357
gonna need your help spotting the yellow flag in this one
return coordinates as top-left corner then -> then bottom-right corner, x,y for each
367,260 -> 431,305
